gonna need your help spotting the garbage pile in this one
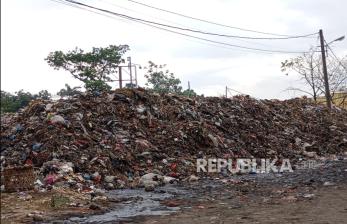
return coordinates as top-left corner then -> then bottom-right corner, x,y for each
1,88 -> 347,190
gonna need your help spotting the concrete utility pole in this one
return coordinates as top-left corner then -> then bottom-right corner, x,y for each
319,29 -> 332,109
188,81 -> 191,97
225,86 -> 228,98
118,67 -> 123,88
127,57 -> 133,88
134,66 -> 138,87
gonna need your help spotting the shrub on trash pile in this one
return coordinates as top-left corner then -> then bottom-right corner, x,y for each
1,88 -> 347,185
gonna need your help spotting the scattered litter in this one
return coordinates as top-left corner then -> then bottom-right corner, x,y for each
1,89 -> 346,192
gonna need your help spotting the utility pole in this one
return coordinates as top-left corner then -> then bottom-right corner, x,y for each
225,86 -> 228,98
127,57 -> 133,88
134,66 -> 138,87
118,67 -> 123,88
115,56 -> 138,89
319,29 -> 332,109
188,81 -> 191,97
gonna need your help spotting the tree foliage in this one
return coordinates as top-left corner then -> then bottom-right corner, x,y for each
1,91 -> 21,113
144,61 -> 182,94
1,89 -> 52,113
281,48 -> 347,102
46,45 -> 129,92
37,90 -> 52,100
182,89 -> 197,97
143,61 -> 197,96
57,84 -> 82,98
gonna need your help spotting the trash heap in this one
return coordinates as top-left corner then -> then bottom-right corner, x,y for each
1,88 -> 347,190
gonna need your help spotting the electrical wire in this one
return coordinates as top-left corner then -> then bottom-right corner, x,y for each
51,0 -> 131,24
324,41 -> 347,92
131,21 -> 310,53
126,0 -> 316,38
64,0 -> 318,40
325,40 -> 347,73
99,0 -> 276,48
56,0 -> 314,54
227,87 -> 249,96
98,0 -> 197,30
98,0 -> 271,47
50,0 -> 273,53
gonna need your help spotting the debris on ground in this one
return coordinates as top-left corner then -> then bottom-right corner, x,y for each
0,187 -> 99,223
1,89 -> 347,192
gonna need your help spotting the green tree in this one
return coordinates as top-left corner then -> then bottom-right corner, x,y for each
143,61 -> 198,96
57,84 -> 81,98
45,45 -> 129,91
1,91 -> 18,113
1,90 -> 35,113
144,61 -> 182,94
35,90 -> 52,100
15,90 -> 35,108
182,89 -> 197,97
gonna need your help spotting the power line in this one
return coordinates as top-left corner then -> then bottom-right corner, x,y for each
64,0 -> 317,40
99,0 -> 276,48
126,0 -> 317,38
51,0 -> 131,23
51,0 -> 263,53
325,40 -> 347,73
324,40 -> 347,95
58,0 -> 313,54
98,0 -> 197,29
227,87 -> 249,96
51,0 -> 262,53
141,22 -> 308,53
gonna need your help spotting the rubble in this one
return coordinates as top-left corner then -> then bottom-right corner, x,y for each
104,175 -> 116,183
144,183 -> 156,192
1,89 -> 347,191
27,212 -> 44,222
188,175 -> 199,182
89,203 -> 102,210
163,176 -> 178,184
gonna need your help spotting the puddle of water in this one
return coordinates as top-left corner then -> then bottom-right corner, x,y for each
44,161 -> 346,223
63,185 -> 187,224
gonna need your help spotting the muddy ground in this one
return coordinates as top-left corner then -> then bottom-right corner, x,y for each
134,160 -> 347,224
1,159 -> 347,223
0,188 -> 104,224
136,186 -> 347,224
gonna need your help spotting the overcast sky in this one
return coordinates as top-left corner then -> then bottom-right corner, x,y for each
2,0 -> 347,99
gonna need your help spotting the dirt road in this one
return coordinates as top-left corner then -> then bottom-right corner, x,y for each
1,160 -> 347,223
135,185 -> 347,224
132,160 -> 347,224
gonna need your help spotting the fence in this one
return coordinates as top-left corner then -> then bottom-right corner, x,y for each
2,165 -> 36,192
